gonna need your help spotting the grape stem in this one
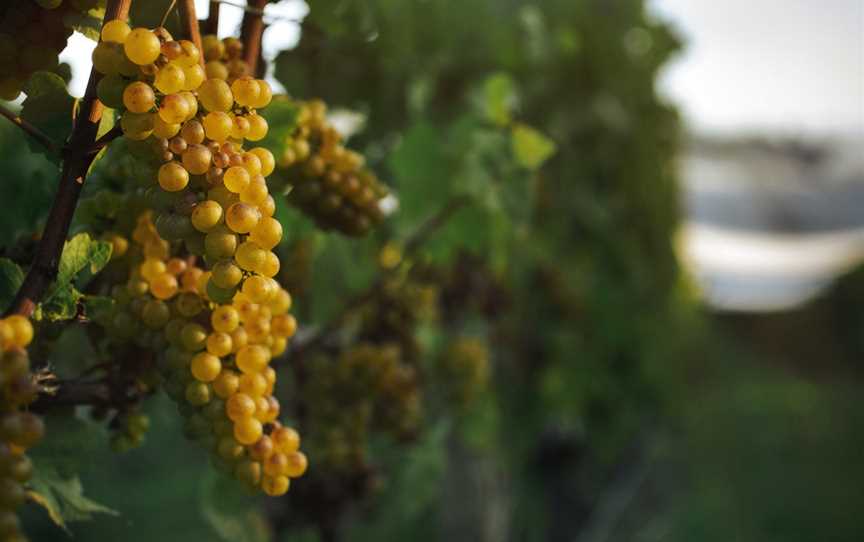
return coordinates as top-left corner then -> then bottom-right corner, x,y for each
0,103 -> 59,156
240,0 -> 268,76
3,0 -> 132,318
178,0 -> 206,68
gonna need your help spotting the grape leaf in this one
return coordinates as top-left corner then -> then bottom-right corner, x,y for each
62,6 -> 107,42
0,258 -> 24,313
511,123 -> 557,170
40,234 -> 112,321
483,73 -> 518,126
57,233 -> 112,283
28,413 -> 116,532
199,473 -> 270,542
259,97 -> 301,157
21,72 -> 75,163
29,466 -> 118,534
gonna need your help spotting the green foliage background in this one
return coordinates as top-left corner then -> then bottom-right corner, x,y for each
0,0 -> 861,541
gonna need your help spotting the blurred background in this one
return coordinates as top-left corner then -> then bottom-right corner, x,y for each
3,0 -> 863,541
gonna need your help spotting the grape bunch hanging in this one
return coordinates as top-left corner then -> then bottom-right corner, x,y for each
87,21 -> 308,497
0,316 -> 43,542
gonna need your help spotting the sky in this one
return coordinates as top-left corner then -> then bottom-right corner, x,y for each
57,0 -> 863,137
650,0 -> 864,136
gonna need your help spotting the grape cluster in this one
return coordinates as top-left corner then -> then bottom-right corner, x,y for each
359,277 -> 439,361
93,210 -> 307,496
271,99 -> 389,236
85,24 -> 308,496
0,0 -> 100,100
0,316 -> 44,542
303,343 -> 420,472
440,338 -> 489,408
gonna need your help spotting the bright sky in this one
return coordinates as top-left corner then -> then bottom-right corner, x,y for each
58,1 -> 863,137
651,0 -> 864,136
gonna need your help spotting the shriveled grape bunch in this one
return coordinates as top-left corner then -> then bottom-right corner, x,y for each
83,21 -> 309,497
0,316 -> 44,542
0,0 -> 102,100
270,98 -> 390,237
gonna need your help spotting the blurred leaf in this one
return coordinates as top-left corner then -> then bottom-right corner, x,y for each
199,474 -> 269,542
259,97 -> 301,157
0,258 -> 24,313
483,73 -> 518,126
62,6 -> 106,41
21,72 -> 74,163
29,466 -> 118,534
511,123 -> 556,170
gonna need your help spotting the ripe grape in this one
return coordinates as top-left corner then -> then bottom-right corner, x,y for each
158,162 -> 190,192
124,28 -> 161,65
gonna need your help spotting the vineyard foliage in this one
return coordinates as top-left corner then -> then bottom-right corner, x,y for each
0,0 -> 788,541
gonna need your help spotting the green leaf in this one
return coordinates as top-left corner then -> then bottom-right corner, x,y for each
0,258 -> 24,313
511,123 -> 557,170
21,72 -> 75,163
62,7 -> 106,41
58,234 -> 93,283
199,474 -> 269,542
259,97 -> 300,156
87,239 -> 113,275
28,413 -> 116,532
483,73 -> 518,126
41,283 -> 83,322
29,466 -> 118,533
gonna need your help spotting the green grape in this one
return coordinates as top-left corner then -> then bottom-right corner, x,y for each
234,417 -> 263,445
181,144 -> 213,175
124,28 -> 161,65
246,114 -> 268,141
235,241 -> 266,271
206,280 -> 237,305
182,64 -> 206,91
101,20 -> 131,43
234,459 -> 262,487
239,176 -> 269,206
198,78 -> 234,112
120,112 -> 154,140
158,93 -> 191,124
0,479 -> 25,508
154,63 -> 186,94
251,80 -> 273,109
223,166 -> 250,193
191,352 -> 222,382
141,299 -> 171,328
181,322 -> 208,352
248,217 -> 282,250
191,200 -> 223,232
158,161 -> 190,192
204,226 -> 238,260
236,345 -> 269,374
211,260 -> 243,289
123,81 -> 156,113
185,381 -> 212,406
181,119 -> 205,145
92,42 -> 121,75
230,77 -> 260,107
225,203 -> 260,234
203,111 -> 233,142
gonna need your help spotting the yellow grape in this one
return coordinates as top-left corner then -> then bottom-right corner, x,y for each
124,28 -> 161,65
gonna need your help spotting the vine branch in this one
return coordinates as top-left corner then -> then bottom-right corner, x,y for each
0,103 -> 58,155
178,0 -> 205,67
4,0 -> 131,318
203,0 -> 220,35
240,0 -> 268,76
